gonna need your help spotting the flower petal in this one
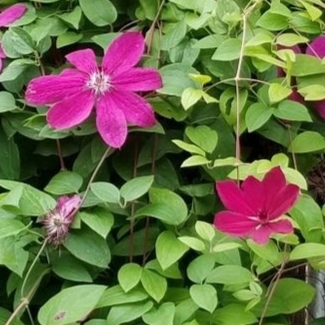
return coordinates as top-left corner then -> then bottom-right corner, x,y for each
250,226 -> 272,245
214,211 -> 257,236
47,91 -> 95,129
26,72 -> 86,105
65,49 -> 98,74
268,219 -> 293,234
267,184 -> 300,219
0,43 -> 5,59
306,35 -> 325,58
96,94 -> 128,148
102,32 -> 145,77
216,180 -> 256,215
58,195 -> 81,218
241,175 -> 264,211
0,4 -> 27,27
107,90 -> 155,127
313,101 -> 325,119
114,68 -> 162,91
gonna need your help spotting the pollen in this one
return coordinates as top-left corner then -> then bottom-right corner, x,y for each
86,71 -> 111,95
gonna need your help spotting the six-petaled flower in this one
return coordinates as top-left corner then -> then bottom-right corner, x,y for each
26,32 -> 162,148
214,167 -> 300,245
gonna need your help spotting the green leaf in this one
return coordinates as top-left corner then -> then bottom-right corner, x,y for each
0,127 -> 20,180
0,219 -> 25,239
268,83 -> 292,103
90,182 -> 120,204
195,221 -> 215,242
178,236 -> 205,251
257,12 -> 288,31
185,125 -> 218,153
96,285 -> 148,308
245,103 -> 274,132
141,269 -> 167,302
291,54 -> 325,76
214,304 -> 257,325
79,207 -> 114,239
79,0 -> 117,26
0,180 -> 56,215
190,284 -> 218,313
172,140 -> 206,156
118,263 -> 142,292
56,32 -> 83,48
143,302 -> 175,325
181,155 -> 211,167
187,254 -> 215,284
45,171 -> 83,195
156,231 -> 189,270
106,301 -> 153,325
212,38 -> 242,61
298,84 -> 325,100
120,175 -> 154,203
273,100 -> 312,122
158,63 -> 199,96
206,265 -> 254,285
258,278 -> 315,316
290,243 -> 325,260
64,227 -> 111,268
162,20 -> 187,51
38,285 -> 106,325
289,131 -> 325,153
135,188 -> 188,225
276,33 -> 308,46
58,6 -> 82,29
181,88 -> 202,110
51,255 -> 93,283
0,92 -> 16,112
2,27 -> 34,57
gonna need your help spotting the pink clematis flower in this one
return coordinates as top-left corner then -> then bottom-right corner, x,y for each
305,35 -> 325,118
42,195 -> 81,246
214,167 -> 300,245
26,32 -> 162,148
0,3 -> 27,72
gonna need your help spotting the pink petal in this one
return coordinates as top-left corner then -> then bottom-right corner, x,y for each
214,211 -> 258,236
96,94 -> 128,148
66,49 -> 98,74
114,68 -> 162,91
102,32 -> 145,77
268,219 -> 293,234
241,176 -> 264,212
216,180 -> 256,215
58,195 -> 81,218
267,184 -> 300,219
107,90 -> 155,127
313,100 -> 325,119
0,4 -> 27,27
26,72 -> 86,105
47,91 -> 95,129
250,226 -> 272,245
306,35 -> 325,58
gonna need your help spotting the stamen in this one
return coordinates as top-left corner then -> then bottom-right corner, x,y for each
86,71 -> 111,95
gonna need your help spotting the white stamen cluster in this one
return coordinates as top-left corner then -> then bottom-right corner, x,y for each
86,71 -> 111,95
43,209 -> 73,246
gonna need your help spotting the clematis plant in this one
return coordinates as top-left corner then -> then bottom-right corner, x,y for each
26,32 -> 162,148
0,3 -> 27,71
214,167 -> 300,244
42,195 -> 81,246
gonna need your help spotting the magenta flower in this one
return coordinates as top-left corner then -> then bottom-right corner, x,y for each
214,167 -> 300,245
0,3 -> 27,72
305,35 -> 325,118
26,32 -> 162,148
42,195 -> 81,246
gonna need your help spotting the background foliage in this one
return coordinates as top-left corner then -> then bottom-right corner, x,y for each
1,0 -> 325,324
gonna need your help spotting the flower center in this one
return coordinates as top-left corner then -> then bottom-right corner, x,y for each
258,210 -> 268,223
86,71 -> 111,95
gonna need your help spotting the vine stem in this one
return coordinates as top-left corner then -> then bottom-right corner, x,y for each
79,147 -> 112,207
5,298 -> 29,325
